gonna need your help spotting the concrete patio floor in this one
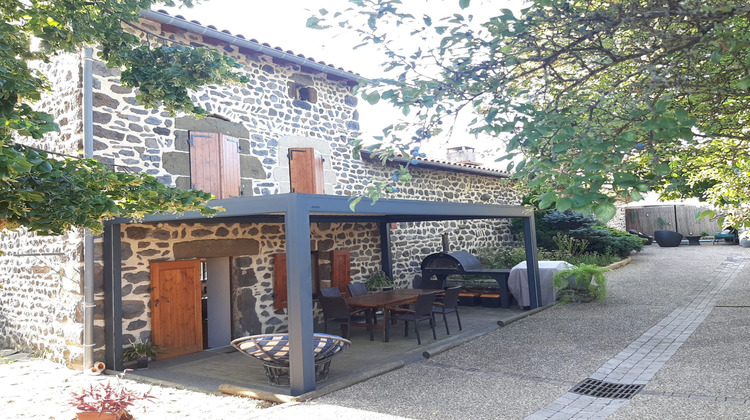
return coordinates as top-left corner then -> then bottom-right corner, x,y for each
128,304 -> 529,399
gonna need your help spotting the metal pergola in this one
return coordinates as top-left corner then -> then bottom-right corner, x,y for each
102,193 -> 541,395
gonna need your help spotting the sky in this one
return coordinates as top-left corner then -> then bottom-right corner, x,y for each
157,0 -> 526,167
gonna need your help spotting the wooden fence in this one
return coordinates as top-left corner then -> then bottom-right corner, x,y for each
625,205 -> 720,236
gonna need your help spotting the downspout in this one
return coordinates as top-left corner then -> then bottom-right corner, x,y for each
82,47 -> 95,370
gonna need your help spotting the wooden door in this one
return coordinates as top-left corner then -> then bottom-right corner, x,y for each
150,260 -> 204,359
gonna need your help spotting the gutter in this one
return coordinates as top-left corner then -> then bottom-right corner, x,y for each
82,47 -> 96,370
359,150 -> 509,179
139,10 -> 364,85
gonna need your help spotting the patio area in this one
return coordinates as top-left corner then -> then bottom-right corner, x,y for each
128,304 -> 529,400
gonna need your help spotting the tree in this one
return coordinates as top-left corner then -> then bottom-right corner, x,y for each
1,0 -> 247,235
312,0 -> 750,226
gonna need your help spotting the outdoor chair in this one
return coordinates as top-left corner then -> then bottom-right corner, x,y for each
390,291 -> 438,345
320,287 -> 342,297
318,295 -> 373,341
433,286 -> 462,335
713,227 -> 738,245
347,282 -> 368,297
230,333 -> 351,386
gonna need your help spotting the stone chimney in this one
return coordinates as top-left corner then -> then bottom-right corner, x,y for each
446,146 -> 480,165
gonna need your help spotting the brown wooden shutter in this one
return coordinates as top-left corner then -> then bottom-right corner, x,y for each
220,135 -> 241,198
273,253 -> 287,309
289,148 -> 324,194
190,132 -> 222,197
331,250 -> 351,293
189,132 -> 241,199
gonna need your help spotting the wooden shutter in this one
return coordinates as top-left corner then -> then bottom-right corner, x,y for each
273,253 -> 287,309
189,132 -> 241,199
331,250 -> 351,293
289,148 -> 324,194
220,135 -> 241,198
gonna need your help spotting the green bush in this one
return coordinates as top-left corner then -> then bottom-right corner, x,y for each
568,225 -> 643,257
479,246 -> 558,269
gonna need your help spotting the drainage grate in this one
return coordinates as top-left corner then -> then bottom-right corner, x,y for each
571,378 -> 644,399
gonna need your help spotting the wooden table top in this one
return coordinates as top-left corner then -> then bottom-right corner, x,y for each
346,289 -> 441,308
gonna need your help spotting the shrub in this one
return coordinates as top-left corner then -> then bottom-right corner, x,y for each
479,247 -> 557,269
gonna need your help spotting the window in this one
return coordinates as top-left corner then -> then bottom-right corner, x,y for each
287,82 -> 317,103
189,132 -> 241,199
288,148 -> 324,194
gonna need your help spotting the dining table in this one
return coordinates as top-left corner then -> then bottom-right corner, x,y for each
346,288 -> 442,342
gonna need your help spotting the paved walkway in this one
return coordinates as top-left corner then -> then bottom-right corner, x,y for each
3,244 -> 750,419
305,244 -> 750,419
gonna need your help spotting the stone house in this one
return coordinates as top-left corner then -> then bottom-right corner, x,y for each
0,10 -> 522,374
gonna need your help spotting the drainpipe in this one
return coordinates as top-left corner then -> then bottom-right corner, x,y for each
82,47 -> 95,370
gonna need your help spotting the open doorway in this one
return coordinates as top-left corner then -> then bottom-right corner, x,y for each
203,257 -> 232,349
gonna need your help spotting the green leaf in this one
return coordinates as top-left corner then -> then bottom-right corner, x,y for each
459,0 -> 470,9
593,202 -> 617,222
629,189 -> 643,201
737,75 -> 750,90
556,197 -> 572,212
697,209 -> 715,221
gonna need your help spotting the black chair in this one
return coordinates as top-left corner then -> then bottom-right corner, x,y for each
433,286 -> 462,335
347,282 -> 367,297
318,296 -> 373,341
391,291 -> 438,345
320,287 -> 342,297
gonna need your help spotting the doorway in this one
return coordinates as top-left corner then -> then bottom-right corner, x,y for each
204,257 -> 232,348
150,258 -> 232,359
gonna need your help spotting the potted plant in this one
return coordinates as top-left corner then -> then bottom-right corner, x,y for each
553,263 -> 609,303
365,270 -> 394,291
70,372 -> 156,419
122,339 -> 162,369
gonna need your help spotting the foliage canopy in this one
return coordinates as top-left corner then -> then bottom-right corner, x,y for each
1,0 -> 247,234
313,0 -> 750,225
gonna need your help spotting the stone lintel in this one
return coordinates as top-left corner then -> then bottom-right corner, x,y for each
174,239 -> 260,259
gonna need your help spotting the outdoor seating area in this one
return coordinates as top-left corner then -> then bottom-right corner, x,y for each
131,303 -> 526,395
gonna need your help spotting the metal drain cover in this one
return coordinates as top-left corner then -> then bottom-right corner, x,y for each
571,378 -> 644,399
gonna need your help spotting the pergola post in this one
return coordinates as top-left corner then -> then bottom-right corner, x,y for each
523,215 -> 542,309
285,196 -> 316,395
379,222 -> 394,281
103,222 -> 123,371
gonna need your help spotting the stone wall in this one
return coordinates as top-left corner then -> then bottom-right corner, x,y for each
90,19 -> 359,196
118,221 -> 381,341
0,52 -> 86,366
0,229 -> 86,365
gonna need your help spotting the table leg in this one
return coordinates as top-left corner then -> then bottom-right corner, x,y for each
384,306 -> 390,342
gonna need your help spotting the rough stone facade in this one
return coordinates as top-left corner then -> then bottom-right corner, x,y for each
0,52 -> 87,365
0,16 -> 521,366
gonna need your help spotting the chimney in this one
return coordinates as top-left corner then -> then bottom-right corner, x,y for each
446,146 -> 480,165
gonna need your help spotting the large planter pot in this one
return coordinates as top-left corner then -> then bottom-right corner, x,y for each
654,230 -> 683,247
136,356 -> 149,369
